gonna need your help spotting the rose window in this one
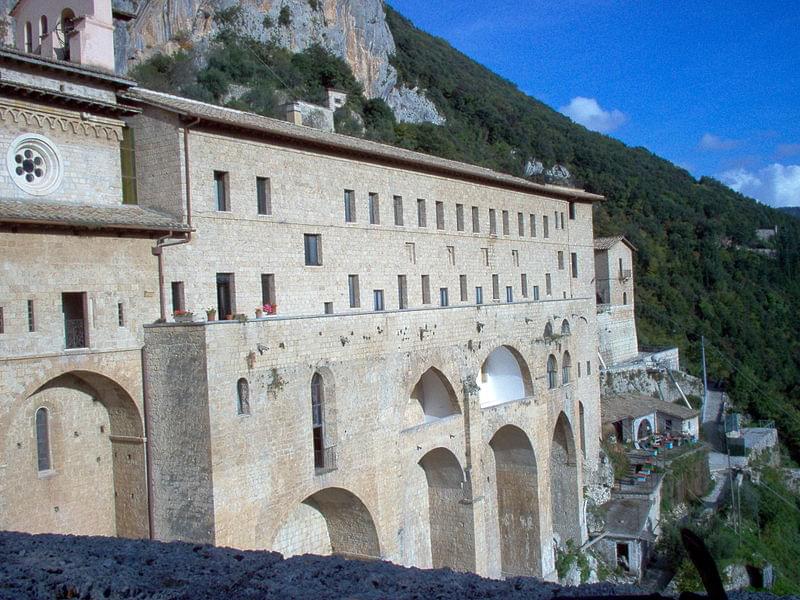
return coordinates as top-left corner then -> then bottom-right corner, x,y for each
6,134 -> 63,195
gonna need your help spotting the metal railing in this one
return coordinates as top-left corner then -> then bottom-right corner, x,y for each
65,318 -> 87,349
314,445 -> 338,474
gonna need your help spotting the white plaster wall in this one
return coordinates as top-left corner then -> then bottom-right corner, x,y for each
479,346 -> 525,408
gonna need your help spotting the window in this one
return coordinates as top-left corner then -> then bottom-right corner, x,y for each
562,352 -> 572,385
348,275 -> 360,308
544,322 -> 553,338
344,189 -> 356,223
120,127 -> 137,205
530,214 -> 536,237
61,294 -> 85,346
261,274 -> 275,306
557,251 -> 564,270
587,360 -> 591,375
518,212 -> 525,236
492,274 -> 500,300
623,292 -> 628,305
24,22 -> 32,53
216,273 -> 235,318
36,407 -> 50,471
311,373 -> 325,469
237,378 -> 250,415
421,275 -> 431,304
398,275 -> 408,309
456,204 -> 465,231
0,307 -> 4,333
373,289 -> 385,311
117,302 -> 124,327
304,234 -> 321,265
481,247 -> 489,266
394,195 -> 404,225
533,285 -> 540,301
369,192 -> 380,225
435,201 -> 445,229
571,252 -> 578,278
324,302 -> 333,314
521,274 -> 528,298
472,206 -> 480,232
561,319 -> 571,335
459,275 -> 468,301
561,212 -> 565,229
505,286 -> 513,303
578,362 -> 582,378
439,287 -> 449,307
569,201 -> 576,220
256,177 -> 271,215
27,299 -> 34,332
543,215 -> 549,238
417,198 -> 427,227
40,15 -> 48,38
489,209 -> 497,235
554,210 -> 559,229
475,286 -> 484,305
547,355 -> 558,389
405,242 -> 416,263
171,281 -> 185,313
214,171 -> 229,211
502,210 -> 510,235
512,249 -> 519,266
545,273 -> 552,296
446,245 -> 455,266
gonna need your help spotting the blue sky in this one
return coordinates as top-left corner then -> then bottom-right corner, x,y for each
388,1 -> 800,208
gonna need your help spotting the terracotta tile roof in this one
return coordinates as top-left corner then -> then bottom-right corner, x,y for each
124,87 -> 605,204
601,393 -> 698,425
594,235 -> 638,252
0,198 -> 190,233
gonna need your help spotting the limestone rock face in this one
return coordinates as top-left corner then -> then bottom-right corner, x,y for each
117,0 -> 444,124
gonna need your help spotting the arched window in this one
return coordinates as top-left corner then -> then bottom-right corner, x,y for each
60,9 -> 75,61
562,351 -> 572,385
311,373 -> 324,468
623,292 -> 628,305
561,319 -> 570,336
547,355 -> 558,389
35,407 -> 51,471
236,378 -> 250,415
40,15 -> 48,38
543,322 -> 553,339
24,22 -> 33,53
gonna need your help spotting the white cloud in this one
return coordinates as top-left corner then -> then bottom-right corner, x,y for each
698,133 -> 740,151
559,97 -> 627,134
719,163 -> 800,208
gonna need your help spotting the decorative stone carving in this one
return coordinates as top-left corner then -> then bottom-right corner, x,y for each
0,105 -> 123,141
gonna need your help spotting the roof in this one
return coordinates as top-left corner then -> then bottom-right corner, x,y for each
602,498 -> 654,539
0,47 -> 135,88
123,88 -> 605,204
601,393 -> 698,425
594,235 -> 638,252
0,198 -> 191,234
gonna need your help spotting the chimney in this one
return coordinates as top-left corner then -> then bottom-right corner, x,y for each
326,89 -> 347,112
284,102 -> 303,126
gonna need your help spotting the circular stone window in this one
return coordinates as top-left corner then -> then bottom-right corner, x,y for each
6,133 -> 63,196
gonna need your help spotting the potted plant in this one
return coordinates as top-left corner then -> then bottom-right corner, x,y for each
264,303 -> 278,315
174,309 -> 194,323
206,307 -> 217,321
255,306 -> 264,318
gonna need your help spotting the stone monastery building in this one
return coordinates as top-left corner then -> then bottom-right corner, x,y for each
0,0 -> 623,582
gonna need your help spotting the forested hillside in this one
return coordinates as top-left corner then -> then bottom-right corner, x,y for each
131,4 -> 800,457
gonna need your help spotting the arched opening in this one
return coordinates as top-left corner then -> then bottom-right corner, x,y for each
39,15 -> 48,38
479,346 -> 533,408
561,319 -> 570,336
490,425 -> 541,577
418,448 -> 475,571
311,372 -> 325,468
623,292 -> 628,305
1,371 -> 147,538
579,402 -> 587,458
543,322 -> 553,339
550,413 -> 581,547
406,368 -> 460,427
547,354 -> 558,389
272,487 -> 380,559
562,351 -> 572,385
236,377 -> 250,415
637,418 -> 653,441
24,22 -> 33,52
58,9 -> 76,61
310,370 -> 337,472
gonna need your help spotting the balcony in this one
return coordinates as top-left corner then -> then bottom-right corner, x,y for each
65,318 -> 87,349
314,445 -> 338,475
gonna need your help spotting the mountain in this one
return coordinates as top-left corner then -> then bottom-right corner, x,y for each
780,207 -> 800,219
124,2 -> 800,455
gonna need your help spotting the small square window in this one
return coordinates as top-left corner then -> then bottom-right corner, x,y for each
324,302 -> 334,314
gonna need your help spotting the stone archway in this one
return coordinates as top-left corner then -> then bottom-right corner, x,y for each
272,487 -> 380,560
404,368 -> 461,428
1,370 -> 147,538
490,425 -> 541,577
479,346 -> 533,408
550,412 -> 581,547
418,448 -> 475,571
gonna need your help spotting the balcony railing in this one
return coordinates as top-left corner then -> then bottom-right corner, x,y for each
65,318 -> 87,349
314,445 -> 338,475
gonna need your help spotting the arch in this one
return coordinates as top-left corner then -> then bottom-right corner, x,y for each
24,22 -> 33,52
490,425 -> 541,577
547,354 -> 558,389
562,351 -> 572,385
561,319 -> 571,336
39,15 -> 48,38
418,448 -> 475,571
579,402 -> 587,458
543,321 -> 553,338
236,377 -> 250,415
272,487 -> 380,559
311,372 -> 325,468
2,371 -> 147,538
479,345 -> 533,408
58,9 -> 76,61
637,418 -> 653,440
550,413 -> 581,547
406,368 -> 460,427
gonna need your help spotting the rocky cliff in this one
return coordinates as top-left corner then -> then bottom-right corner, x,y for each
114,0 -> 444,124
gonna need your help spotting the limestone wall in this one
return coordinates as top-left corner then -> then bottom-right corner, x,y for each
596,305 -> 638,366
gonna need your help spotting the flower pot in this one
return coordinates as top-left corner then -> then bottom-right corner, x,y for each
225,314 -> 234,321
255,309 -> 263,318
206,311 -> 216,321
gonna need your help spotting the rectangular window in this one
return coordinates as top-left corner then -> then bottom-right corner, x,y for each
261,274 -> 275,306
256,177 -> 272,215
344,189 -> 356,223
439,287 -> 449,307
117,302 -> 125,326
417,198 -> 427,227
554,210 -> 559,229
348,274 -> 360,308
459,274 -> 468,301
472,206 -> 480,233
0,306 -> 4,333
421,275 -> 431,304
517,212 -> 525,236
578,362 -> 582,378
171,281 -> 185,313
530,214 -> 536,237
394,195 -> 404,225
324,302 -> 333,314
304,234 -> 322,265
369,192 -> 380,225
475,286 -> 484,305
512,249 -> 519,267
492,274 -> 500,300
502,210 -> 510,235
214,170 -> 229,211
446,245 -> 455,266
543,215 -> 549,238
456,204 -> 465,231
489,209 -> 497,235
569,201 -> 576,220
405,242 -> 416,264
506,286 -> 513,303
398,275 -> 408,310
545,273 -> 552,296
435,201 -> 445,230
571,252 -> 579,278
481,247 -> 489,266
27,299 -> 35,332
587,360 -> 591,375
521,274 -> 528,298
373,289 -> 385,311
561,212 -> 565,229
216,273 -> 235,318
120,127 -> 138,205
533,285 -> 540,301
558,251 -> 565,270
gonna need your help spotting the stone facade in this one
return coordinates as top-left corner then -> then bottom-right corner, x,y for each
594,237 -> 637,366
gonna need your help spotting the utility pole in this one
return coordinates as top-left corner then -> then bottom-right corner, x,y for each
701,335 -> 709,422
